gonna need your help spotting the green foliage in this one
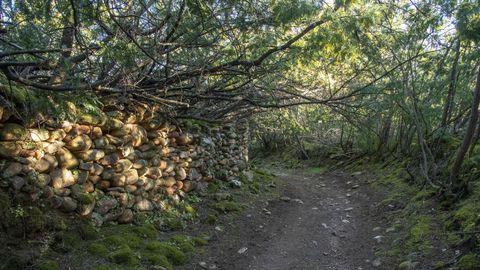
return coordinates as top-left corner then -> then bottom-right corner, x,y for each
271,0 -> 316,25
458,253 -> 480,270
0,75 -> 103,125
457,2 -> 480,42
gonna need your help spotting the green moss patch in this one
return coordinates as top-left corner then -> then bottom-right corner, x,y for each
145,241 -> 186,265
306,166 -> 327,174
142,252 -> 172,270
77,223 -> 98,240
206,213 -> 217,225
52,231 -> 82,253
192,236 -> 209,246
77,193 -> 96,205
88,243 -> 109,257
109,245 -> 139,266
212,201 -> 242,213
133,224 -> 157,238
103,234 -> 141,250
170,235 -> 195,253
454,202 -> 480,232
407,215 -> 432,252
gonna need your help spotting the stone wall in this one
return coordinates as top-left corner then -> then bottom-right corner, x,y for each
0,106 -> 249,225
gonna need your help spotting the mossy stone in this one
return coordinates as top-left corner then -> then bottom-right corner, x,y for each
0,123 -> 27,141
78,111 -> 107,126
77,193 -> 96,205
88,242 -> 109,257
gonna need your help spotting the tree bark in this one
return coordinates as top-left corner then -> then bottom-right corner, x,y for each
440,39 -> 461,130
449,66 -> 480,189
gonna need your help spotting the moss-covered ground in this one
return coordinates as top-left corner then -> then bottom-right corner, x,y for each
0,166 -> 277,270
342,157 -> 480,270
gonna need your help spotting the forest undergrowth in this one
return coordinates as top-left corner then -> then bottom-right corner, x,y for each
252,142 -> 480,270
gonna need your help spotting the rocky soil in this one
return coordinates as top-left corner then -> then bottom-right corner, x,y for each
179,169 -> 395,270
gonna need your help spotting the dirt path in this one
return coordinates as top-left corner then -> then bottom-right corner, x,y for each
180,169 -> 392,270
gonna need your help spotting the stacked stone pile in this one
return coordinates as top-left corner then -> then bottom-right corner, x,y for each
0,105 -> 249,225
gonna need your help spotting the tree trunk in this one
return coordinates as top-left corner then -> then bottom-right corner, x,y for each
449,67 -> 480,189
440,39 -> 461,130
377,113 -> 392,154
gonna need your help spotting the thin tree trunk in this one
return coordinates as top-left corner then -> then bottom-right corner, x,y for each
449,67 -> 480,189
468,121 -> 480,155
440,39 -> 461,129
295,134 -> 309,160
377,113 -> 392,154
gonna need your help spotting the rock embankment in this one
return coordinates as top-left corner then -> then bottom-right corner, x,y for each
0,104 -> 248,225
